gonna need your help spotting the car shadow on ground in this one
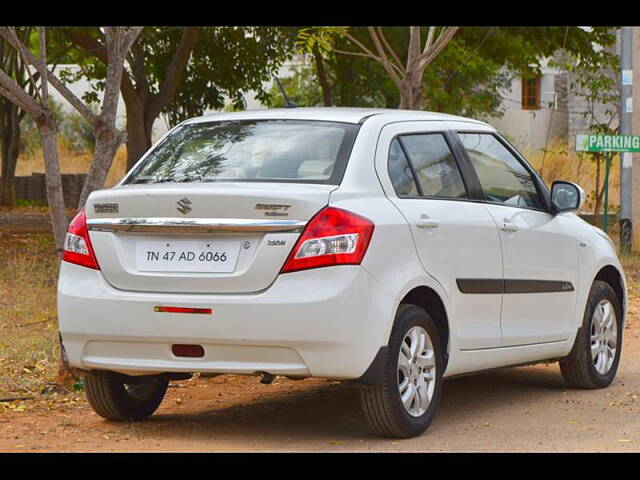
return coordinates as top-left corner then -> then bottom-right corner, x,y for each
128,364 -> 568,444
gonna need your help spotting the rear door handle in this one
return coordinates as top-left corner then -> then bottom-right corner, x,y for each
416,218 -> 440,229
500,222 -> 518,232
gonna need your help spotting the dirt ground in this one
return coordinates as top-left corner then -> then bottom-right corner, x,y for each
1,212 -> 639,452
1,314 -> 638,452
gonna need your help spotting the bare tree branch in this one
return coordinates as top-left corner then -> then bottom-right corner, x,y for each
122,26 -> 144,52
332,48 -> 379,60
128,39 -> 149,95
146,27 -> 197,123
417,27 -> 459,70
0,68 -> 44,118
423,27 -> 436,56
0,27 -> 97,125
38,27 -> 48,102
6,27 -> 41,103
67,29 -> 139,106
344,32 -> 381,61
406,27 -> 421,72
375,27 -> 403,71
365,28 -> 404,88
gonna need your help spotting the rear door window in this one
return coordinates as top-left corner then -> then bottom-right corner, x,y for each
388,133 -> 467,199
388,138 -> 419,197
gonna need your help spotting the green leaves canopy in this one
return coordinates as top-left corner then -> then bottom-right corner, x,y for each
53,27 -> 297,124
289,26 -> 618,117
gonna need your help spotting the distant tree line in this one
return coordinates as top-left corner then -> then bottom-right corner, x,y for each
0,26 -> 619,210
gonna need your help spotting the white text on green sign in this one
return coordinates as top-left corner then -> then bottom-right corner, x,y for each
576,134 -> 640,153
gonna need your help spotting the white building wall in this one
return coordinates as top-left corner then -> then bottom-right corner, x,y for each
483,65 -> 567,153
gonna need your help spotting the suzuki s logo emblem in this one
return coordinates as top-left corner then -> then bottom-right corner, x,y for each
176,197 -> 192,215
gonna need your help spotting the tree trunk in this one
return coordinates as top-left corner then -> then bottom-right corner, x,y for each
125,107 -> 149,171
312,45 -> 332,106
399,93 -> 420,109
0,127 -> 19,206
0,104 -> 20,206
124,98 -> 156,171
37,114 -> 67,251
398,78 -> 424,110
123,27 -> 198,171
79,124 -> 124,207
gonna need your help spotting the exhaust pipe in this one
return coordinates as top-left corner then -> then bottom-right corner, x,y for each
259,372 -> 275,384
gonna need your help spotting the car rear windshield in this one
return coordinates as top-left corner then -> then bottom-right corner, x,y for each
124,119 -> 360,185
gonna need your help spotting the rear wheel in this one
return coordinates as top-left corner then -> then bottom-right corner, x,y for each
359,304 -> 444,438
560,280 -> 622,389
84,371 -> 168,421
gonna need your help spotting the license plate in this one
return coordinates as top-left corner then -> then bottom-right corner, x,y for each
136,240 -> 241,273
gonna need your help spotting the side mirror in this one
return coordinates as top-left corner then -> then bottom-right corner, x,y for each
551,181 -> 585,213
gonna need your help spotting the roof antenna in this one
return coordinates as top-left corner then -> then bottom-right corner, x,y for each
275,77 -> 297,108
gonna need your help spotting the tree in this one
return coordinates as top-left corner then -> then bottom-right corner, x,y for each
294,27 -> 618,117
0,27 -> 67,248
62,26 -> 297,170
1,27 -> 144,208
266,36 -> 394,109
0,26 -> 143,239
0,27 -> 35,206
61,27 -> 197,170
298,26 -> 459,109
551,37 -> 620,228
0,27 -> 142,384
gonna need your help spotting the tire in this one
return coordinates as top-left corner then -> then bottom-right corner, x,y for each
560,280 -> 623,389
359,304 -> 444,438
84,371 -> 168,421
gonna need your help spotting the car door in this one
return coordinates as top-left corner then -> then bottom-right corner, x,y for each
455,129 -> 578,346
375,122 -> 504,350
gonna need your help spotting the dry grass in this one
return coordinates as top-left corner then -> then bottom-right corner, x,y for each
525,141 -> 620,214
16,143 -> 128,188
0,233 -> 61,398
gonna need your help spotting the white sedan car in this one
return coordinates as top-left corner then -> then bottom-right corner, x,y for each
58,108 -> 626,438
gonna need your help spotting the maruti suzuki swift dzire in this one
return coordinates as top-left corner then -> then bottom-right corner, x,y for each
58,108 -> 626,438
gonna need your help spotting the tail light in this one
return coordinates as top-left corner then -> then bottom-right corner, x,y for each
62,210 -> 100,270
280,206 -> 374,273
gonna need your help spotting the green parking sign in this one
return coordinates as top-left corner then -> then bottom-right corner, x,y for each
576,134 -> 640,152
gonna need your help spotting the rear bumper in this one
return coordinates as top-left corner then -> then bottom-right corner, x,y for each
57,262 -> 390,379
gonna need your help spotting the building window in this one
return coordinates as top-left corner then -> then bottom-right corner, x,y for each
521,76 -> 541,110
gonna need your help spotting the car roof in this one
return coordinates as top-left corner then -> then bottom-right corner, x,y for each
183,107 -> 491,127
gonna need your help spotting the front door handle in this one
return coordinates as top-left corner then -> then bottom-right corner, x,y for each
416,217 -> 440,229
500,222 -> 518,232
